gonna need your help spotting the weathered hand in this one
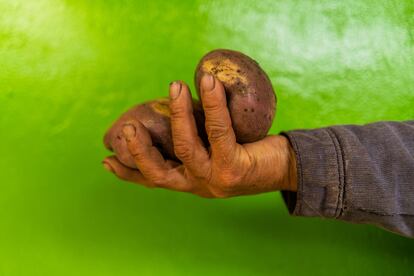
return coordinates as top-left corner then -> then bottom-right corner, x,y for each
102,74 -> 297,198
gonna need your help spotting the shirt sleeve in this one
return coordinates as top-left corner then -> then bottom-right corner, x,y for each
280,120 -> 414,238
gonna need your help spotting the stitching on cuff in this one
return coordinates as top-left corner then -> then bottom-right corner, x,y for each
326,128 -> 346,218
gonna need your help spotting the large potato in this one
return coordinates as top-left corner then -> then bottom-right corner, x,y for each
195,49 -> 276,143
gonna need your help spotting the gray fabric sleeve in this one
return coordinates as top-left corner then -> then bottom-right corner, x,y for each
280,120 -> 414,238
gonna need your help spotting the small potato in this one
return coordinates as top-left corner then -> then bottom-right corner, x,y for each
194,49 -> 276,143
103,98 -> 206,169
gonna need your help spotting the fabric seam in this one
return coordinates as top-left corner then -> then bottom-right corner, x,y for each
328,127 -> 348,218
326,128 -> 345,218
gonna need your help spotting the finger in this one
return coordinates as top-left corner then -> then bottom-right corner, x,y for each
103,156 -> 153,187
200,73 -> 237,160
122,121 -> 191,192
169,81 -> 211,178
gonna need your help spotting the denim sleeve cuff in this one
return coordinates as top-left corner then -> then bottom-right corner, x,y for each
280,128 -> 346,218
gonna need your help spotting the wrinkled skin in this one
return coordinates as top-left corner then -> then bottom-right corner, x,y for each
195,49 -> 276,143
103,98 -> 207,169
102,75 -> 297,198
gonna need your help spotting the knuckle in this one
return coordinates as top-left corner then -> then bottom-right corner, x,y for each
217,169 -> 240,189
145,171 -> 166,186
205,169 -> 237,198
174,141 -> 194,161
126,139 -> 146,157
203,100 -> 224,115
170,104 -> 188,119
130,148 -> 147,162
206,121 -> 231,141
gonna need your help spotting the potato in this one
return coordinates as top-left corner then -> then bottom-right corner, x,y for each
103,98 -> 207,169
195,49 -> 276,143
104,49 -> 276,169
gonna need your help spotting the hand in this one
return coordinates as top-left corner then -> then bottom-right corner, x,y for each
102,74 -> 297,198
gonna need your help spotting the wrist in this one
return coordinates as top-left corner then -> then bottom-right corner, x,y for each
278,135 -> 298,192
244,134 -> 298,194
256,135 -> 297,192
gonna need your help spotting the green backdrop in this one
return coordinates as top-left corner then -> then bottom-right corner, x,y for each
1,0 -> 413,275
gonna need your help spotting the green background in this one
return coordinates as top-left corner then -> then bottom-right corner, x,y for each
1,0 -> 414,275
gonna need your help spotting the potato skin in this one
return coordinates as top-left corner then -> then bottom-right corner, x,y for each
194,49 -> 276,143
104,98 -> 207,169
104,49 -> 276,168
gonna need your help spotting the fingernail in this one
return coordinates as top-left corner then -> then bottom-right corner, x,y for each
169,81 -> 181,100
102,161 -> 114,173
122,124 -> 136,140
202,73 -> 215,92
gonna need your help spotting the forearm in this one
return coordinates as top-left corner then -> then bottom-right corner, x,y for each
280,120 -> 414,238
